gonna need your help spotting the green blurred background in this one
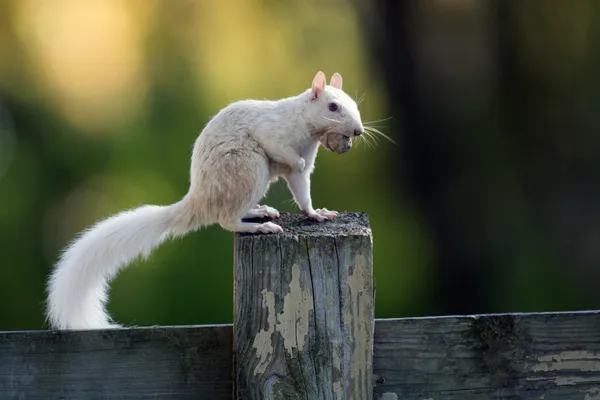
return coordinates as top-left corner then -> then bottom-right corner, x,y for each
1,0 -> 600,331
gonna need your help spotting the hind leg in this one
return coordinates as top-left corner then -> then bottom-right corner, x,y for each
241,176 -> 280,220
214,153 -> 283,234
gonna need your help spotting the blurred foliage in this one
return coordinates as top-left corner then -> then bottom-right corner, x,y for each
1,0 -> 600,331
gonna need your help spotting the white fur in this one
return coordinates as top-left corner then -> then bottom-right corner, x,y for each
46,71 -> 363,330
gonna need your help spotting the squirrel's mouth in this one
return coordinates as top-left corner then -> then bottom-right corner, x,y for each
321,128 -> 353,138
308,123 -> 353,139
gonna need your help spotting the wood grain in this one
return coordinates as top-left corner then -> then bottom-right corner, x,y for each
0,324 -> 232,399
233,212 -> 374,400
2,311 -> 600,399
373,311 -> 600,399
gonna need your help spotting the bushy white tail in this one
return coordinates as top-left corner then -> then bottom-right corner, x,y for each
46,201 -> 191,330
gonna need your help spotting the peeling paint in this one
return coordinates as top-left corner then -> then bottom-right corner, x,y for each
333,346 -> 343,399
251,264 -> 314,375
528,375 -> 600,386
276,264 -> 313,355
345,254 -> 373,398
380,393 -> 398,400
251,289 -> 276,375
538,351 -> 600,362
556,376 -> 600,386
532,351 -> 600,373
332,382 -> 343,400
585,387 -> 600,400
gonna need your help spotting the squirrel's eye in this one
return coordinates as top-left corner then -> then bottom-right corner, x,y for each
328,103 -> 339,112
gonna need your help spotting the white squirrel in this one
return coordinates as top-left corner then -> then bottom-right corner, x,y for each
46,71 -> 365,330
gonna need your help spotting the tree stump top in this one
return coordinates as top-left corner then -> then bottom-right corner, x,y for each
239,211 -> 371,237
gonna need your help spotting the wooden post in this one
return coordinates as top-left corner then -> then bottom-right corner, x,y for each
233,212 -> 374,400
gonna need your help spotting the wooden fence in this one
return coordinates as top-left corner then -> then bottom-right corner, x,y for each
2,213 -> 600,399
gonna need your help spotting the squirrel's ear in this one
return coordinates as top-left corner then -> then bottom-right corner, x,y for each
330,73 -> 343,89
311,71 -> 326,99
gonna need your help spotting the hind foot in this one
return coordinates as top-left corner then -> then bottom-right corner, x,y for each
220,220 -> 283,234
243,204 -> 280,219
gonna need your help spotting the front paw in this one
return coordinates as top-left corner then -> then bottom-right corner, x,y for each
303,208 -> 338,222
294,158 -> 306,173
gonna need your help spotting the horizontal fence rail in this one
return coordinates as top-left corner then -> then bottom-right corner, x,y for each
2,310 -> 600,399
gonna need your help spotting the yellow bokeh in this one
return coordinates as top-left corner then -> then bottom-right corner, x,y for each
13,0 -> 153,134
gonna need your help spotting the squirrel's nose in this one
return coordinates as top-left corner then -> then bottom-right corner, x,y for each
354,128 -> 363,137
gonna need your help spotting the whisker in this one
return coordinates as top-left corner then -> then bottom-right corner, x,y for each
365,130 -> 380,143
356,136 -> 369,150
353,135 -> 363,149
360,131 -> 376,149
362,124 -> 387,129
364,126 -> 398,145
364,116 -> 393,125
364,131 -> 380,148
357,93 -> 366,106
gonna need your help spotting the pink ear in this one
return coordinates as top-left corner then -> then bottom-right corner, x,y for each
330,73 -> 343,89
311,71 -> 326,99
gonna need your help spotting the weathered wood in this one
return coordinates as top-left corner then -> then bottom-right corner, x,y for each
2,311 -> 600,399
233,212 -> 374,400
0,324 -> 232,399
374,311 -> 600,399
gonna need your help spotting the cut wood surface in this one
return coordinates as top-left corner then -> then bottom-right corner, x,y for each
2,311 -> 600,399
234,212 -> 374,400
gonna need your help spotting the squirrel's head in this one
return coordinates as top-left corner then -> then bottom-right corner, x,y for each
305,71 -> 364,139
